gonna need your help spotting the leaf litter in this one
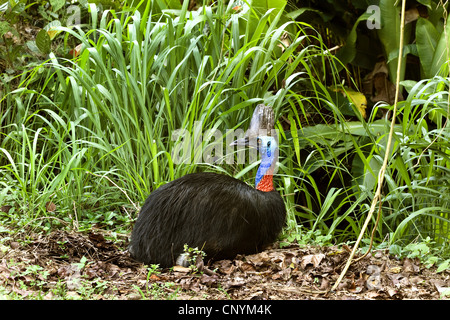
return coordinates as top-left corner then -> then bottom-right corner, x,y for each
0,230 -> 449,300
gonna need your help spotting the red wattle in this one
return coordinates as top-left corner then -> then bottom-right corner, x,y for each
256,174 -> 274,192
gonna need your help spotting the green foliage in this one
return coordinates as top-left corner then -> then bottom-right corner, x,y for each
182,244 -> 207,270
389,236 -> 450,272
279,72 -> 449,260
377,0 -> 412,85
134,265 -> 180,300
416,14 -> 450,78
135,281 -> 180,300
281,228 -> 333,248
1,0 -> 449,264
1,255 -> 116,299
289,0 -> 449,85
3,0 -> 341,229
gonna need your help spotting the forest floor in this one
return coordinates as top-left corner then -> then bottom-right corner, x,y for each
0,229 -> 449,301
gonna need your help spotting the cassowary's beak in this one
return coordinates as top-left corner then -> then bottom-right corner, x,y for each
230,136 -> 248,147
229,136 -> 258,148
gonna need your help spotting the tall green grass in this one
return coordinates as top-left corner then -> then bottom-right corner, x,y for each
1,1 -> 338,232
385,77 -> 450,246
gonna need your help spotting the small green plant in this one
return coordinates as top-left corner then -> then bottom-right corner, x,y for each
133,265 -> 180,300
72,256 -> 90,270
389,237 -> 450,273
75,278 -> 110,299
2,263 -> 52,299
281,228 -> 333,248
48,279 -> 69,299
22,264 -> 50,289
146,264 -> 161,277
436,259 -> 450,273
57,240 -> 67,250
181,244 -> 207,271
146,282 -> 180,300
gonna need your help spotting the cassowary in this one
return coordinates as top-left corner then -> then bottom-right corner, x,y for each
129,105 -> 286,267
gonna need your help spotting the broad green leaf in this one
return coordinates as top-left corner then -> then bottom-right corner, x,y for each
377,0 -> 412,85
400,80 -> 419,93
416,17 -> 439,78
344,120 -> 401,137
44,20 -> 62,40
286,7 -> 324,20
49,0 -> 65,12
35,29 -> 51,54
336,11 -> 372,67
0,21 -> 10,37
352,152 -> 382,195
416,0 -> 432,9
437,260 -> 450,273
386,43 -> 418,64
429,14 -> 450,77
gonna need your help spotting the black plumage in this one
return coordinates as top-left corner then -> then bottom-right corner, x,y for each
129,172 -> 286,267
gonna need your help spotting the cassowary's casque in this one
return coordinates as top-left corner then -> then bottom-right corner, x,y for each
129,105 -> 286,267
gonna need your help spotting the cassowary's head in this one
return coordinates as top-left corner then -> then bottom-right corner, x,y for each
230,104 -> 278,151
230,105 -> 279,191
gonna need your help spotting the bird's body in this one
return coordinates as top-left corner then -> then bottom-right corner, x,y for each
130,172 -> 285,267
129,105 -> 286,267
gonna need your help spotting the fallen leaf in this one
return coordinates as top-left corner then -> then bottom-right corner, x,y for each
387,287 -> 399,297
57,265 -> 74,278
149,273 -> 160,281
85,267 -> 99,279
237,261 -> 257,273
246,252 -> 270,266
319,278 -> 330,291
45,202 -> 56,212
389,266 -> 402,273
0,205 -> 13,213
362,61 -> 403,106
172,265 -> 191,273
88,232 -> 114,249
403,258 -> 419,273
213,259 -> 234,274
431,279 -> 449,294
66,270 -> 81,290
365,291 -> 382,299
229,276 -> 246,287
410,276 -> 425,286
366,274 -> 382,290
200,273 -> 218,286
301,254 -> 325,269
106,263 -> 121,278
388,273 -> 409,288
10,242 -> 19,250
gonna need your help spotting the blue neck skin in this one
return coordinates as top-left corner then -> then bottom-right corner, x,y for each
255,141 -> 275,187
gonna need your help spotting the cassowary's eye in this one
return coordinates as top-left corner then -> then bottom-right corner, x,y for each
267,140 -> 271,148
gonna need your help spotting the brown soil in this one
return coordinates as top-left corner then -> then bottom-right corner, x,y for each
0,230 -> 449,300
